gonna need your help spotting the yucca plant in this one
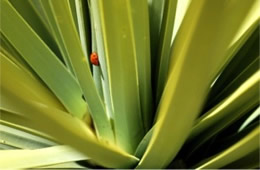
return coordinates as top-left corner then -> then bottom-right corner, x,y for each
0,0 -> 259,169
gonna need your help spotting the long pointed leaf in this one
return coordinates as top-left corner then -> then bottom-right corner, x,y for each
0,145 -> 89,169
95,0 -> 145,153
48,0 -> 114,142
193,126 -> 260,169
0,0 -> 87,118
155,0 -> 178,103
137,0 -> 258,168
1,88 -> 139,168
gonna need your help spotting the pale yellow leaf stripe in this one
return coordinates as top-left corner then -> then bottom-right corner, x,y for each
0,145 -> 89,169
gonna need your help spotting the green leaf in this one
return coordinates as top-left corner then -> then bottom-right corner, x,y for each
89,0 -> 114,121
190,71 -> 259,139
134,126 -> 154,158
0,145 -> 89,169
0,0 -> 87,118
75,0 -> 91,58
0,110 -> 58,142
28,0 -> 50,29
1,0 -> 259,169
7,0 -> 63,61
89,1 -> 105,103
68,0 -> 79,35
39,0 -> 75,73
0,89 -> 139,168
47,0 -> 114,142
0,34 -> 38,79
0,124 -> 55,149
148,0 -> 165,74
238,107 -> 260,132
39,161 -> 86,169
186,70 -> 259,159
171,0 -> 191,40
129,0 -> 153,131
137,0 -> 258,168
222,149 -> 259,169
155,0 -> 178,103
0,143 -> 17,150
94,0 -> 145,153
205,25 -> 259,110
0,53 -> 65,111
193,126 -> 260,169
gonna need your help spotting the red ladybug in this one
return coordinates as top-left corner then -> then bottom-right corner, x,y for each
90,52 -> 99,66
